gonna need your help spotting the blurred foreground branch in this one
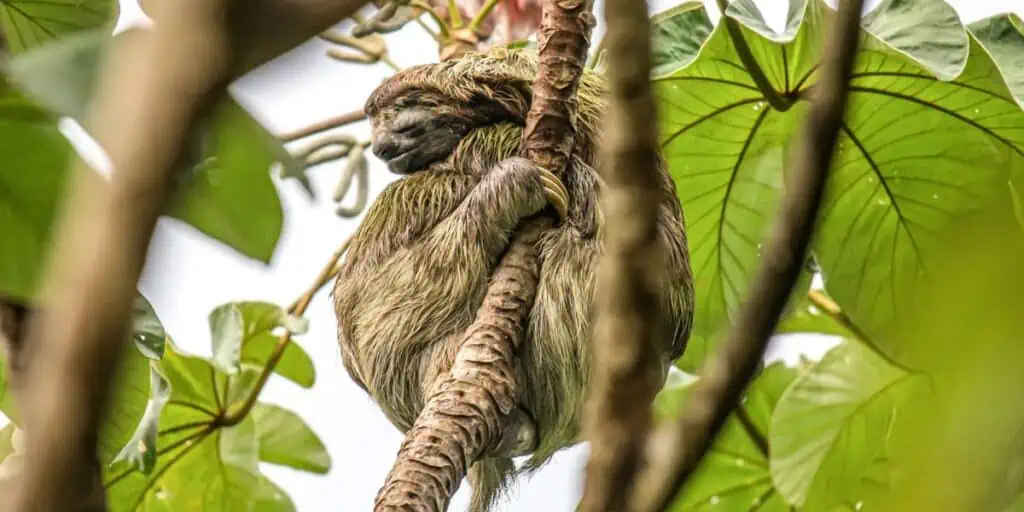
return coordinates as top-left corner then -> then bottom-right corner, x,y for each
4,0 -> 368,510
577,0 -> 664,509
630,0 -> 866,510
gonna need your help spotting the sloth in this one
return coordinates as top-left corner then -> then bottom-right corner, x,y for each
332,47 -> 694,511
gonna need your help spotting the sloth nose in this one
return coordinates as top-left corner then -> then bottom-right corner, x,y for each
372,132 -> 402,161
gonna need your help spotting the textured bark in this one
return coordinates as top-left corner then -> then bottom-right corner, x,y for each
519,0 -> 596,177
3,1 -> 369,511
373,0 -> 595,510
374,219 -> 548,511
630,1 -> 866,510
577,0 -> 663,509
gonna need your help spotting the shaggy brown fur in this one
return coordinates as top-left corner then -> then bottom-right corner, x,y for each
332,47 -> 694,511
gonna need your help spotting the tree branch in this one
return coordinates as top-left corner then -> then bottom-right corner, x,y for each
630,0 -> 866,510
4,1 -> 368,510
577,0 -> 665,509
372,0 -> 595,509
279,109 -> 367,142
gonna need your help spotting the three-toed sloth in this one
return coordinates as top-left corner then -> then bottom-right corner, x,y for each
333,47 -> 694,511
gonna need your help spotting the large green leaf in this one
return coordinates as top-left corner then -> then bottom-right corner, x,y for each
104,344 -> 297,511
649,2 -> 714,77
209,301 -> 313,387
967,13 -> 1024,105
252,403 -> 330,474
654,363 -> 797,510
5,29 -> 292,264
651,0 -> 1024,359
0,77 -> 72,300
0,0 -> 117,54
770,340 -> 912,509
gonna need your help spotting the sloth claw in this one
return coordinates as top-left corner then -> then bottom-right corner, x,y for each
536,167 -> 569,223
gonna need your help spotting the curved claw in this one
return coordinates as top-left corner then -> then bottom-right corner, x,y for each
536,167 -> 569,223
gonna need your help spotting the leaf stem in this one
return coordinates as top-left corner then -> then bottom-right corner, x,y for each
468,0 -> 501,32
805,289 -> 915,374
735,404 -> 769,457
411,0 -> 452,40
279,109 -> 367,142
715,0 -> 792,111
221,237 -> 352,426
447,0 -> 463,28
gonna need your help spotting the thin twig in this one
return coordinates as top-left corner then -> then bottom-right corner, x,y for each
280,109 -> 367,142
223,237 -> 351,426
577,0 -> 664,509
468,0 -> 501,33
630,0 -> 866,509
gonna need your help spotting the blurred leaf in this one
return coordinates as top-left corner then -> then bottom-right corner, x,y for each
5,29 -> 293,264
208,301 -> 308,376
0,423 -> 21,481
4,28 -> 106,120
650,0 -> 1024,360
875,212 -> 1024,511
0,0 -> 117,54
104,344 -> 278,510
241,334 -> 315,389
167,99 -> 286,264
0,78 -> 73,301
0,423 -> 15,464
112,365 -> 170,474
252,403 -> 330,474
131,294 -> 166,360
967,13 -> 1024,105
654,363 -> 797,510
860,0 -> 967,80
770,341 -> 912,508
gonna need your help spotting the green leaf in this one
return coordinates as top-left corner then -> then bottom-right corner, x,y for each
5,29 -> 292,264
0,0 -> 117,54
252,474 -> 297,511
770,340 -> 912,508
654,363 -> 797,510
0,78 -> 73,301
648,2 -> 713,77
105,344 -> 274,511
167,99 -> 286,264
241,334 -> 315,389
252,403 -> 330,474
651,0 -> 1024,357
131,294 -> 166,360
208,301 -> 309,376
4,28 -> 106,120
861,0 -> 968,80
112,365 -> 171,474
968,13 -> 1024,105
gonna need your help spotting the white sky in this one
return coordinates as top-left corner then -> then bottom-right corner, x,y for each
3,0 -> 1021,510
